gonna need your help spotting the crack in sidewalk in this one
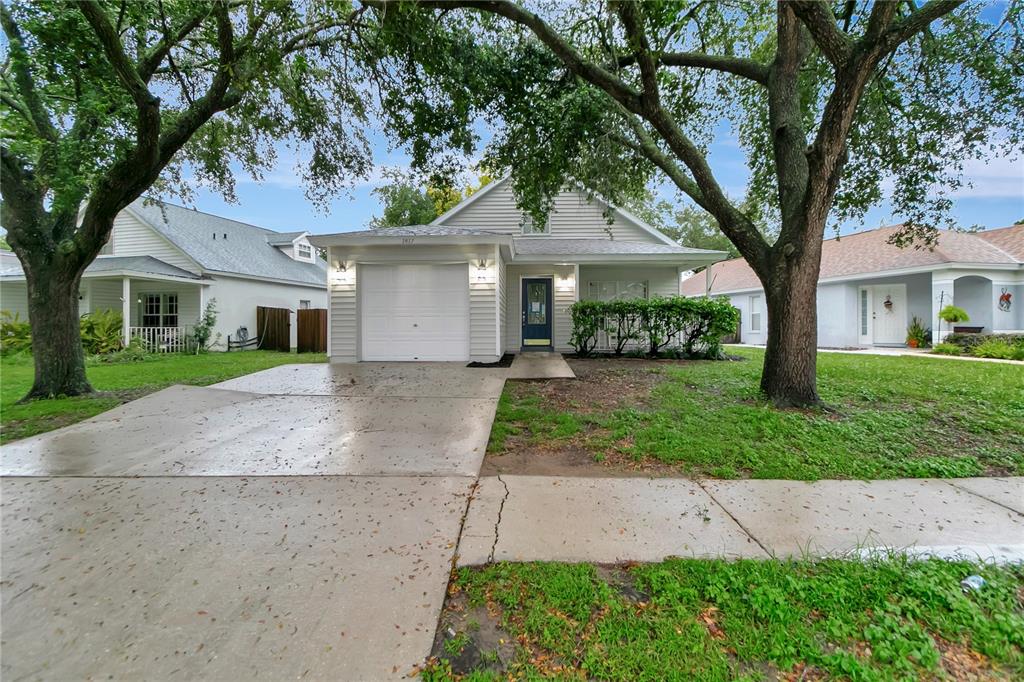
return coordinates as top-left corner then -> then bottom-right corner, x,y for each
488,475 -> 511,563
696,479 -> 774,558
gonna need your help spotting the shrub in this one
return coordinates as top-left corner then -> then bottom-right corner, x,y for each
932,342 -> 961,356
80,309 -> 124,355
86,337 -> 155,364
905,316 -> 931,348
971,338 -> 1019,360
944,332 -> 1024,354
191,298 -> 220,353
0,310 -> 32,356
567,296 -> 739,359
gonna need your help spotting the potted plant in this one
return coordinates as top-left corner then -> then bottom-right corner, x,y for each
905,316 -> 931,348
938,304 -> 970,337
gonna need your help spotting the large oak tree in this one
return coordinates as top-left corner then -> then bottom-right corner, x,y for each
1,0 -> 374,399
368,0 -> 1023,405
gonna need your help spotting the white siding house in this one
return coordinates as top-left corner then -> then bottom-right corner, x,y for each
1,199 -> 327,350
311,177 -> 727,363
681,225 -> 1024,347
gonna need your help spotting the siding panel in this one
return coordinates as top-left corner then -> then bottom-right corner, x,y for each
579,265 -> 680,300
441,179 -> 664,243
329,261 -> 358,362
111,211 -> 200,272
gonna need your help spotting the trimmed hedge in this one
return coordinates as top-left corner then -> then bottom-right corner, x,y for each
943,332 -> 1024,352
569,296 -> 739,359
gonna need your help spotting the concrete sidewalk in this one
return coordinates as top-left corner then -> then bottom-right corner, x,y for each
458,475 -> 1024,565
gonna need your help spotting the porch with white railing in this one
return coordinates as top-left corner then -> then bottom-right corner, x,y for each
129,326 -> 192,352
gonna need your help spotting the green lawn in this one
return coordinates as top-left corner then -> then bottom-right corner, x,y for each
427,558 -> 1024,681
0,351 -> 325,444
489,348 -> 1024,479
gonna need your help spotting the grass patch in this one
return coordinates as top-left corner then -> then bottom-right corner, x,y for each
488,349 -> 1024,479
426,558 -> 1024,681
0,351 -> 325,444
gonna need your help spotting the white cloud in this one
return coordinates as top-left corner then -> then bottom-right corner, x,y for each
947,153 -> 1024,199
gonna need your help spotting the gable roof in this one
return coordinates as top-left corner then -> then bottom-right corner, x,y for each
430,176 -> 678,246
681,224 -> 1023,296
128,200 -> 325,286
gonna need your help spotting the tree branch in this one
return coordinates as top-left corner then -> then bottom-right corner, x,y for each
0,3 -> 59,142
789,0 -> 852,67
659,52 -> 769,85
878,0 -> 965,54
367,0 -> 643,109
79,0 -> 159,111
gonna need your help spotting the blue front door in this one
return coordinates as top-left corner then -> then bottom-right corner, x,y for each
521,278 -> 553,349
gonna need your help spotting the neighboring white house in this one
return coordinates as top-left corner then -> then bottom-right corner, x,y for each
680,225 -> 1024,347
0,199 -> 327,350
310,177 -> 727,363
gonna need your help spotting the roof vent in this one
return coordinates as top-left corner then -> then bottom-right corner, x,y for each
212,232 -> 216,240
223,233 -> 227,240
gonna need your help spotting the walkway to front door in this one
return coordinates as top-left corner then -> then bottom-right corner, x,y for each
521,277 -> 553,350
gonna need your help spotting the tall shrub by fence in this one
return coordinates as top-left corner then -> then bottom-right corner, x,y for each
569,296 -> 739,359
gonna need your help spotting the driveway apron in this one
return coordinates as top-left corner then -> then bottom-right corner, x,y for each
1,362 -> 505,681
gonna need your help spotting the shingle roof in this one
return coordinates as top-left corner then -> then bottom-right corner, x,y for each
266,231 -> 306,246
680,225 -> 1023,296
512,238 -> 724,256
129,199 -> 326,286
976,224 -> 1024,261
1,255 -> 202,280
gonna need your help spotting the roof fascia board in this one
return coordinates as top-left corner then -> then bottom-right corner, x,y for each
309,233 -> 513,247
511,253 -> 725,265
202,269 -> 327,289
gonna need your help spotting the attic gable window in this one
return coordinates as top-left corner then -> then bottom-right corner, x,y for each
521,214 -> 550,235
296,243 -> 312,260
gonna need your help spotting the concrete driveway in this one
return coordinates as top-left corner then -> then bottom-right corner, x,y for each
1,362 -> 504,680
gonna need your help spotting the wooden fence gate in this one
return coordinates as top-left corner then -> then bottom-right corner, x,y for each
256,306 -> 291,352
297,308 -> 327,353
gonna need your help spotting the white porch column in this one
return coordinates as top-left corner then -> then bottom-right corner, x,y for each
121,276 -> 131,346
931,272 -> 954,344
705,265 -> 713,296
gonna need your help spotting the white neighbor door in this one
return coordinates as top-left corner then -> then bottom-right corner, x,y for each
869,283 -> 907,345
360,264 -> 470,361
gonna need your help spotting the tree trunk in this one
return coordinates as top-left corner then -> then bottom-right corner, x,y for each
22,268 -> 93,400
757,225 -> 825,407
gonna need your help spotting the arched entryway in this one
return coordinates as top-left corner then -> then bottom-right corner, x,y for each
953,275 -> 993,332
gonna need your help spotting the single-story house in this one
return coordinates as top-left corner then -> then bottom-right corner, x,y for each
680,225 -> 1024,347
309,177 -> 727,363
0,199 -> 327,350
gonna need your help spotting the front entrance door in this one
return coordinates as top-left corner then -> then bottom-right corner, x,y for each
870,283 -> 907,345
521,278 -> 553,349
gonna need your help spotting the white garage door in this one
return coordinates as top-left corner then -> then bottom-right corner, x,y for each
360,264 -> 470,361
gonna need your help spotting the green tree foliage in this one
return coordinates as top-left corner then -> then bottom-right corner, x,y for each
370,172 -> 494,227
371,181 -> 439,227
366,0 -> 1023,405
1,0 -> 377,399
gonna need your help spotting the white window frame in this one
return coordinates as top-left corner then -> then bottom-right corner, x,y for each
520,214 -> 551,235
587,280 -> 649,302
296,242 -> 313,261
299,299 -> 311,310
749,295 -> 762,333
139,292 -> 179,328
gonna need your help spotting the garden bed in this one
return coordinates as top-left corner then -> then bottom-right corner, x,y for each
484,348 -> 1024,479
